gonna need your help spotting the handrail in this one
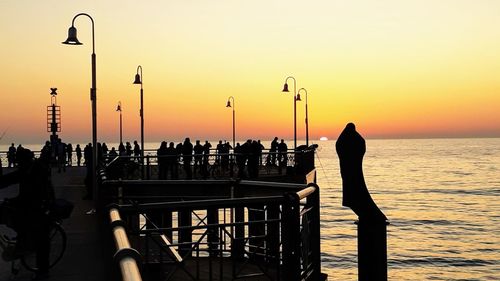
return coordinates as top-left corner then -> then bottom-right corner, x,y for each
296,186 -> 316,200
109,208 -> 142,281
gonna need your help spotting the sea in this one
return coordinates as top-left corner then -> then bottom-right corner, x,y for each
1,138 -> 499,280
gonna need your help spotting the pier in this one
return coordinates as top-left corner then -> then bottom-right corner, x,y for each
1,147 -> 328,281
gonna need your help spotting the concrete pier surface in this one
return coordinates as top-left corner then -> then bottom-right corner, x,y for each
0,167 -> 113,281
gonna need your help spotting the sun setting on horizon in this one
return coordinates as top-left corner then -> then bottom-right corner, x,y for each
1,1 -> 499,145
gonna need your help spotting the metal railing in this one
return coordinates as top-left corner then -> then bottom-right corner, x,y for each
103,178 -> 325,281
109,207 -> 143,281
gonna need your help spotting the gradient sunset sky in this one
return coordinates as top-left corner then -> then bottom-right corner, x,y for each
1,1 -> 499,145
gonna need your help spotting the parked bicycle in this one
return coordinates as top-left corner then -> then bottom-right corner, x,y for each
0,198 -> 71,275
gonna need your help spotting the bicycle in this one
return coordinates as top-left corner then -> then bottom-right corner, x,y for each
0,199 -> 70,274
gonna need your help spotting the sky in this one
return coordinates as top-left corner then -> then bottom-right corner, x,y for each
1,0 -> 499,145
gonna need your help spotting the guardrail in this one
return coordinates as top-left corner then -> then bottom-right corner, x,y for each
109,207 -> 143,281
104,177 -> 326,281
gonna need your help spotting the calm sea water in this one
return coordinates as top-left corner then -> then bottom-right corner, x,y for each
1,138 -> 499,280
315,138 -> 500,281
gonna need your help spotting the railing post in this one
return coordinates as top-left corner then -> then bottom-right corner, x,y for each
307,183 -> 322,280
357,219 -> 388,281
281,192 -> 301,281
207,207 -> 219,257
178,209 -> 192,257
248,204 -> 265,261
232,185 -> 245,259
146,155 -> 150,180
266,204 -> 280,266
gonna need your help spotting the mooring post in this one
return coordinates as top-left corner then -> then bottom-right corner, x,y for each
357,219 -> 388,281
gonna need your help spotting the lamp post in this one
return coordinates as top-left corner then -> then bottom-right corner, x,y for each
226,96 -> 235,149
116,101 -> 123,144
282,76 -> 301,150
63,13 -> 98,209
298,88 -> 309,147
133,65 -> 144,178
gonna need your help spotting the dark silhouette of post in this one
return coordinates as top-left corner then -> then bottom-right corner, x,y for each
116,101 -> 123,144
133,66 -> 145,179
226,96 -> 235,149
336,123 -> 388,281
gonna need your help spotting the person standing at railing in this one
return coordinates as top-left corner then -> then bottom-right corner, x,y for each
278,139 -> 288,174
75,144 -> 82,167
202,141 -> 212,179
157,141 -> 168,180
182,138 -> 193,179
66,143 -> 73,167
270,137 -> 278,166
215,140 -> 223,165
193,140 -> 203,178
257,140 -> 264,166
133,141 -> 141,163
8,143 -> 16,167
166,142 -> 178,179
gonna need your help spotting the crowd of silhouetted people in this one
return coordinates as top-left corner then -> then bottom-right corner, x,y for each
2,137 -> 291,181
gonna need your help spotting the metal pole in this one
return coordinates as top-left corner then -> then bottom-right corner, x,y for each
305,92 -> 308,147
91,52 -> 97,207
140,85 -> 144,178
232,103 -> 235,149
119,108 -> 123,144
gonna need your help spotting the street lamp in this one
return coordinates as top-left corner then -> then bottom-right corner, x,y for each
298,88 -> 309,147
133,65 -> 144,178
226,96 -> 235,149
63,13 -> 98,209
116,101 -> 123,144
282,76 -> 301,150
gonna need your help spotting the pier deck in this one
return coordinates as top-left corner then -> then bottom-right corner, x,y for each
0,167 -> 112,281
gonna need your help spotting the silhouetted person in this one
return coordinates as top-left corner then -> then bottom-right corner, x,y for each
56,139 -> 66,173
126,142 -> 133,158
108,147 -> 118,159
75,144 -> 82,166
118,142 -> 126,156
270,137 -> 279,166
157,141 -> 168,180
0,148 -> 54,279
202,141 -> 212,179
221,142 -> 231,175
7,143 -> 16,167
133,141 -> 141,162
216,140 -> 223,164
278,139 -> 288,174
234,143 -> 244,178
193,140 -> 203,178
248,140 -> 260,178
101,142 -> 109,162
182,138 -> 193,179
167,142 -> 178,179
336,123 -> 387,220
40,141 -> 51,163
66,143 -> 73,166
257,140 -> 264,166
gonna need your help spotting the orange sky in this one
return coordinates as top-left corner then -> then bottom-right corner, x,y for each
1,1 -> 499,145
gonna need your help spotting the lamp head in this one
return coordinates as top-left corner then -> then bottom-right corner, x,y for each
296,93 -> 302,101
50,88 -> 58,96
282,83 -> 289,92
116,104 -> 121,111
226,101 -> 232,108
133,73 -> 142,84
62,26 -> 82,45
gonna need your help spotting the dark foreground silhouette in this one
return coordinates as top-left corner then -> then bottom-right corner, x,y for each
336,123 -> 387,220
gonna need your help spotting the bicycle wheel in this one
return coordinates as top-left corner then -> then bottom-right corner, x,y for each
21,222 -> 67,272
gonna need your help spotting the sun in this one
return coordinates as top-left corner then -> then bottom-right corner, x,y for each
319,137 -> 328,141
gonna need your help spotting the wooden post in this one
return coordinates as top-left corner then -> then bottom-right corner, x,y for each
307,183 -> 322,280
357,219 -> 388,281
178,209 -> 192,257
207,207 -> 219,257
